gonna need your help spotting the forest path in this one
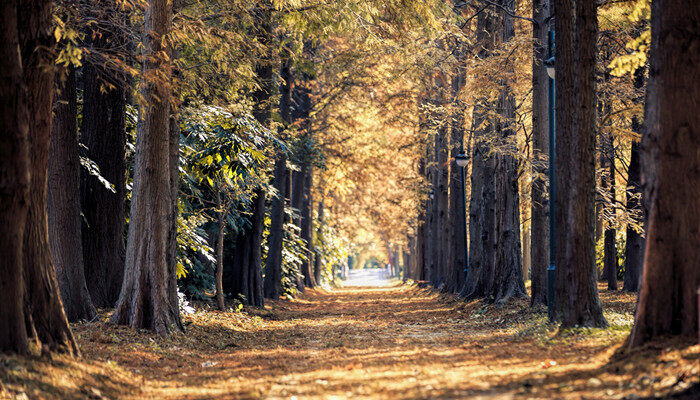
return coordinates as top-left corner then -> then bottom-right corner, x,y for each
105,283 -> 661,399
8,283 -> 697,399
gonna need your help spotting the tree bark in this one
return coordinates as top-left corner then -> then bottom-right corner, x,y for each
422,113 -> 433,282
249,188 -> 266,307
0,0 -> 31,354
264,153 -> 287,299
313,196 -> 325,284
622,68 -> 646,293
215,190 -> 225,310
623,142 -> 644,292
110,0 -> 183,335
603,137 -> 618,291
47,68 -> 97,322
300,166 -> 316,288
530,0 -> 550,308
489,2 -> 526,305
432,110 -> 450,289
447,71 -> 467,293
291,167 -> 306,291
629,0 -> 699,346
552,0 -> 607,327
80,2 -> 127,308
19,0 -> 80,354
460,7 -> 497,300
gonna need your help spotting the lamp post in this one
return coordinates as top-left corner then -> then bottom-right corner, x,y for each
455,151 -> 469,275
544,30 -> 556,320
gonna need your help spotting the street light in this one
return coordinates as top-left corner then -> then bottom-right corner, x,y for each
454,153 -> 469,168
545,29 -> 556,320
543,56 -> 555,79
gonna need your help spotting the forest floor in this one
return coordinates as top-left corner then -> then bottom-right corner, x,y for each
1,277 -> 698,399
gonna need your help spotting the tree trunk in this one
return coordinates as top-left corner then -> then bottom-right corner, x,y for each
264,39 -> 289,299
461,8 -> 497,300
603,137 -> 618,291
552,0 -> 607,327
80,4 -> 127,308
623,143 -> 644,292
110,0 -> 183,335
622,68 -> 646,293
0,0 -> 31,354
422,121 -> 433,282
432,110 -> 449,289
249,188 -> 266,307
629,0 -> 700,346
300,166 -> 316,288
447,75 -> 466,294
314,196 -> 325,284
19,0 -> 80,354
167,109 -> 181,319
215,190 -> 225,310
489,2 -> 527,305
47,68 -> 97,322
264,153 -> 287,299
530,0 -> 550,308
291,168 -> 306,291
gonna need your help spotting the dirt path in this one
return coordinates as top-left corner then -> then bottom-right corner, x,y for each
2,283 -> 698,399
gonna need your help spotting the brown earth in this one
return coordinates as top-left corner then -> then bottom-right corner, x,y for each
1,283 -> 698,399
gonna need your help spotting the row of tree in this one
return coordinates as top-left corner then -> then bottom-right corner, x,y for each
0,0 -> 354,354
406,0 -> 699,346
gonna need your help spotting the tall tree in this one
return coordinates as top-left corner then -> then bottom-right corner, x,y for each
224,189 -> 266,307
47,68 -> 97,322
264,58 -> 292,299
7,0 -> 81,355
461,7 -> 497,301
622,68 -> 646,293
629,0 -> 699,346
432,94 -> 450,289
602,135 -> 617,291
300,166 -> 316,288
552,0 -> 607,327
80,1 -> 127,308
0,0 -> 32,354
110,0 -> 183,334
446,20 -> 467,293
488,0 -> 526,305
529,0 -> 550,308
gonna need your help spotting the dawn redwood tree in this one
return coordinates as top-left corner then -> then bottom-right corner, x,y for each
215,189 -> 227,310
629,0 -> 699,346
461,7 -> 496,300
622,68 -> 646,293
529,0 -> 550,308
264,58 -> 292,299
0,0 -> 81,355
224,189 -> 266,307
313,196 -> 325,284
432,95 -> 449,289
291,166 -> 307,291
488,0 -> 527,305
446,24 -> 467,294
110,0 -> 183,334
623,140 -> 643,292
552,0 -> 606,327
47,68 -> 97,322
602,136 -> 617,291
80,0 -> 127,308
300,166 -> 316,288
414,151 -> 427,281
0,0 -> 32,354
